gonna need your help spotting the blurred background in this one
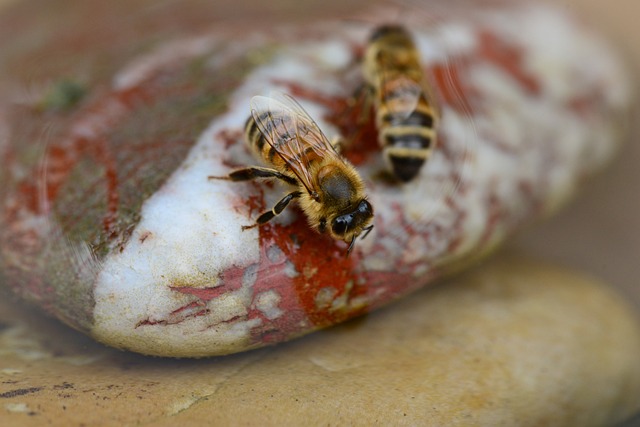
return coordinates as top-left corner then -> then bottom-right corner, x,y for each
513,0 -> 640,312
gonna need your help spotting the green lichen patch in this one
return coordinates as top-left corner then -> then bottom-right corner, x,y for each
38,79 -> 87,112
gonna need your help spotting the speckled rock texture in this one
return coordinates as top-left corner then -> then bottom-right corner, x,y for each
0,0 -> 634,357
1,255 -> 639,426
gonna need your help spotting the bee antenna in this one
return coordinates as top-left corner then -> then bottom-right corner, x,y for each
361,225 -> 374,240
345,225 -> 374,257
346,236 -> 357,257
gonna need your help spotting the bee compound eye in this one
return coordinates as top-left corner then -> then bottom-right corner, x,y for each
358,200 -> 373,216
331,213 -> 353,236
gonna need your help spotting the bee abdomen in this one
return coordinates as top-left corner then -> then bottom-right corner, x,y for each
244,116 -> 266,153
385,152 -> 426,182
380,109 -> 435,128
245,116 -> 291,166
381,129 -> 434,182
244,115 -> 317,173
381,127 -> 434,150
375,92 -> 438,182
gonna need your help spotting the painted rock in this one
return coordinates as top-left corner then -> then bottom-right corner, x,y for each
0,1 -> 633,356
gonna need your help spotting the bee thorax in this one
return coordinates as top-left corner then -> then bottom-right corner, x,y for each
317,166 -> 357,204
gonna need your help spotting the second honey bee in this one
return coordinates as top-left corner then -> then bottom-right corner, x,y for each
211,93 -> 374,255
362,24 -> 440,182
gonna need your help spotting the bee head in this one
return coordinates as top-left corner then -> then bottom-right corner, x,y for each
369,24 -> 410,43
330,199 -> 374,254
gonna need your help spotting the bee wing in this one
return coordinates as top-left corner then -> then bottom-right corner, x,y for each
272,92 -> 344,158
379,70 -> 424,121
250,93 -> 342,200
419,65 -> 442,119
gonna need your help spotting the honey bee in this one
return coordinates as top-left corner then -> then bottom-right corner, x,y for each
211,93 -> 374,255
362,24 -> 440,182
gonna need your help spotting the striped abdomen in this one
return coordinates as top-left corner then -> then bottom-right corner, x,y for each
244,114 -> 324,176
375,75 -> 438,182
364,24 -> 438,182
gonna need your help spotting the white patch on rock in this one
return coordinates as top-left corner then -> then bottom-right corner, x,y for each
254,290 -> 283,320
315,287 -> 338,310
113,36 -> 219,91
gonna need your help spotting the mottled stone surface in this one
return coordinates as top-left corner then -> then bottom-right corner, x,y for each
0,0 -> 634,357
1,255 -> 639,426
1,0 -> 639,424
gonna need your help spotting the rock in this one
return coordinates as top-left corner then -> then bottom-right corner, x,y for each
0,255 -> 639,426
0,0 -> 634,356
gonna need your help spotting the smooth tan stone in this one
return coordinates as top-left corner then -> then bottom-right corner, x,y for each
1,254 -> 639,426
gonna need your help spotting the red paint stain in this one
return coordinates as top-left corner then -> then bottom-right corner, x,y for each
2,61 -> 208,315
247,217 -> 362,343
139,231 -> 152,243
216,128 -> 243,149
135,300 -> 209,327
134,301 -> 209,329
478,190 -> 504,249
241,198 -> 448,344
172,300 -> 206,314
39,86 -> 151,211
14,182 -> 39,213
477,30 -> 540,95
444,195 -> 466,254
568,95 -> 601,118
85,137 -> 120,238
170,264 -> 246,301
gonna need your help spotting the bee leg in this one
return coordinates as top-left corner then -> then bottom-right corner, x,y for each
209,167 -> 297,186
361,224 -> 374,239
350,83 -> 369,106
351,83 -> 374,125
346,236 -> 357,257
242,191 -> 302,230
345,225 -> 374,257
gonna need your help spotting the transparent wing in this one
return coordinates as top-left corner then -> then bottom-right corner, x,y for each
379,69 -> 424,122
419,67 -> 442,119
250,93 -> 343,199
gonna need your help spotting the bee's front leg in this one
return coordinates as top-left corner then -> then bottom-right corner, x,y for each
351,83 -> 374,125
242,191 -> 302,230
208,167 -> 297,186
